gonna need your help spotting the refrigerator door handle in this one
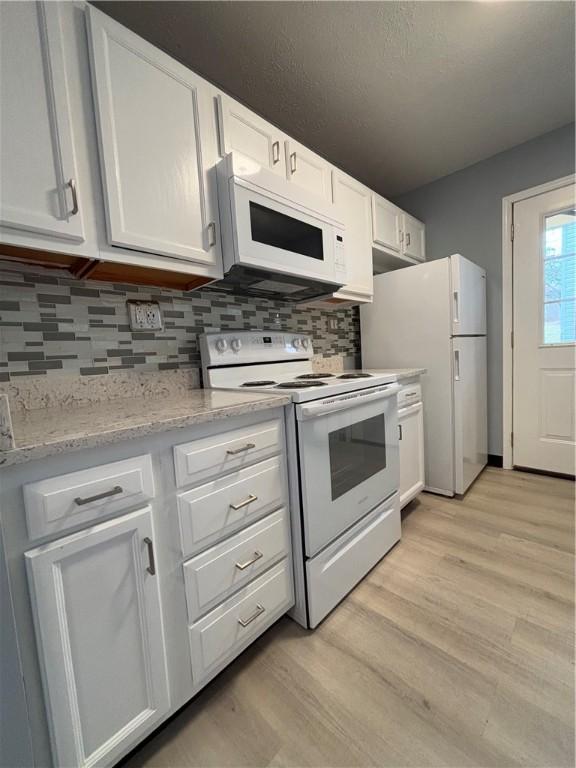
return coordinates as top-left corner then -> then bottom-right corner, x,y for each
454,349 -> 460,381
453,291 -> 459,324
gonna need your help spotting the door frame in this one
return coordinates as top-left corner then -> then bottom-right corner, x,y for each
501,174 -> 575,469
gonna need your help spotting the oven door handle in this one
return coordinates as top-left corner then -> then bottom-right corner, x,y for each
296,384 -> 400,421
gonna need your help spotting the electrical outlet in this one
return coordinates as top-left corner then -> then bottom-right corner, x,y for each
327,316 -> 339,332
127,301 -> 163,331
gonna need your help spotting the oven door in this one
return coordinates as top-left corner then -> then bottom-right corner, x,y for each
296,384 -> 400,557
231,181 -> 345,286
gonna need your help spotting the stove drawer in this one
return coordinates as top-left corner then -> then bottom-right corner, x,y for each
188,559 -> 293,687
174,418 -> 282,489
183,507 -> 289,622
306,494 -> 400,628
177,456 -> 285,557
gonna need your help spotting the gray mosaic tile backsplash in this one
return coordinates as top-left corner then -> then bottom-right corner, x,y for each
0,263 -> 360,382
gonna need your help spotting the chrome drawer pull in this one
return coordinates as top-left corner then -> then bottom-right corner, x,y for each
229,494 -> 258,511
226,443 -> 256,456
143,537 -> 156,575
238,603 -> 265,627
74,485 -> 123,506
235,550 -> 263,571
67,178 -> 79,216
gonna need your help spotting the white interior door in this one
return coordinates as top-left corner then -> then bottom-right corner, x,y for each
25,507 -> 170,768
513,184 -> 576,475
453,336 -> 488,493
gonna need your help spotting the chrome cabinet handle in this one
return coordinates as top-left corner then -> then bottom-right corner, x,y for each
272,141 -> 280,164
238,603 -> 265,627
235,550 -> 263,571
400,230 -> 404,245
398,424 -> 403,441
406,232 -> 411,247
67,178 -> 79,216
207,221 -> 216,247
229,494 -> 258,511
143,537 -> 156,575
74,485 -> 123,506
290,151 -> 297,174
226,442 -> 255,456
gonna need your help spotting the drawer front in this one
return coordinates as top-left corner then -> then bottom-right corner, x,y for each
306,495 -> 401,628
189,559 -> 293,685
183,507 -> 290,622
24,455 -> 155,540
174,418 -> 281,489
178,457 -> 285,557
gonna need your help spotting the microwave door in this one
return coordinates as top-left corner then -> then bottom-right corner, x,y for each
297,387 -> 400,557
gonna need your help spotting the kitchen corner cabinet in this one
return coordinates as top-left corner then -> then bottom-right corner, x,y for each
0,1 -> 85,243
86,6 -> 222,269
331,171 -> 374,303
25,506 -> 170,768
398,401 -> 425,508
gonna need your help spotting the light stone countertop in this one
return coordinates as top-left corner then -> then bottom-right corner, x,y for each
365,368 -> 427,381
0,389 -> 291,468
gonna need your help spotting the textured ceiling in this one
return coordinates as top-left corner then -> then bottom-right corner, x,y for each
92,1 -> 575,197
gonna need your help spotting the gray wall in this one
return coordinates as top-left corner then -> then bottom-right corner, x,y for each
395,123 -> 575,456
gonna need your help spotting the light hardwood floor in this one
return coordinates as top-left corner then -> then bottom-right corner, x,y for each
124,468 -> 575,768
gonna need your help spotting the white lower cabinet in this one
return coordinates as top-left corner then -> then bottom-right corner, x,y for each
25,506 -> 170,768
189,559 -> 293,686
398,402 -> 425,507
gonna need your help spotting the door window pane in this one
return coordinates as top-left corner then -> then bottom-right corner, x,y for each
328,414 -> 386,500
543,210 -> 576,344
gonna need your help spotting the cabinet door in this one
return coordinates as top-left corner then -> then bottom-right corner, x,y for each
285,139 -> 332,202
372,195 -> 402,254
87,6 -> 220,267
399,404 -> 425,507
0,1 -> 84,241
25,507 -> 170,768
332,171 -> 374,300
217,93 -> 285,175
402,213 -> 426,262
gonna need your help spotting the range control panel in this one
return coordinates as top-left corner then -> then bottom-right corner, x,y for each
199,331 -> 314,366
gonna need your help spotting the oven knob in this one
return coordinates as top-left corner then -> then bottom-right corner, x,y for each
231,338 -> 242,352
301,338 -> 310,350
292,338 -> 302,349
215,338 -> 228,353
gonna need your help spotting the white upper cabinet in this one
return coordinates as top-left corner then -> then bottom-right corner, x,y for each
372,194 -> 402,254
87,6 -> 221,268
402,212 -> 426,262
25,507 -> 170,768
284,139 -> 333,202
332,171 -> 374,302
0,1 -> 85,242
217,93 -> 285,175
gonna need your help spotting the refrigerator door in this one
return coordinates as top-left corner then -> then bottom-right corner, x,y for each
450,254 -> 487,336
452,336 -> 488,493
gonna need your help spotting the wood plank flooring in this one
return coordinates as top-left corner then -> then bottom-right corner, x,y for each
124,468 -> 575,768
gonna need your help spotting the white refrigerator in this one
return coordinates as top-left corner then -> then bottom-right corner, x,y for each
361,253 -> 487,496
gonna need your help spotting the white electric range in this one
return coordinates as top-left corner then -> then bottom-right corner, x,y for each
200,330 -> 402,628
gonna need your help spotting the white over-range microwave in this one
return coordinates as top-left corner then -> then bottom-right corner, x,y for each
215,152 -> 347,302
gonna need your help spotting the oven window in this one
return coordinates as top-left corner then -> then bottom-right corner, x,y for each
328,414 -> 387,500
250,202 -> 324,261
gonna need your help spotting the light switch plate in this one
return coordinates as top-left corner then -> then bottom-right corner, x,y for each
127,301 -> 163,331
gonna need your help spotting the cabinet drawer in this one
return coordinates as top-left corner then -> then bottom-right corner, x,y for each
306,496 -> 401,628
24,455 -> 155,540
178,457 -> 285,557
174,418 -> 282,488
189,559 -> 293,686
183,507 -> 289,622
